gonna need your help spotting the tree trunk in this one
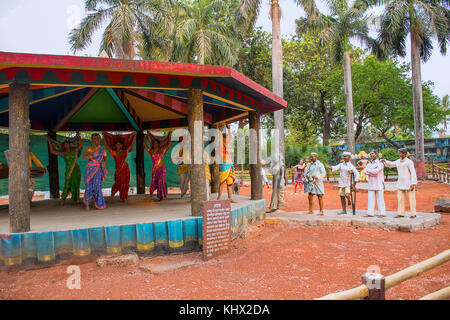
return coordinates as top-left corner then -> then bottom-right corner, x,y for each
271,0 -> 285,205
343,51 -> 355,154
188,89 -> 207,216
355,121 -> 363,143
323,120 -> 331,146
322,93 -> 330,146
8,82 -> 30,233
47,131 -> 60,199
249,112 -> 262,200
410,32 -> 426,179
271,0 -> 284,160
135,131 -> 146,194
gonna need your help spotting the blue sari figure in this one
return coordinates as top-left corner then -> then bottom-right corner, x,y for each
83,133 -> 108,210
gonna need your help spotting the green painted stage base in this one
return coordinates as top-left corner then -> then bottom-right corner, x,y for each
0,200 -> 266,268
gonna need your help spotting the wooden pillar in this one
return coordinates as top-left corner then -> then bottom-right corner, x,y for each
47,131 -> 60,199
210,124 -> 220,194
249,112 -> 263,200
135,131 -> 145,194
188,89 -> 207,216
8,82 -> 30,233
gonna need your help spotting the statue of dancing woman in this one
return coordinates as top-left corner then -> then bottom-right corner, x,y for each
217,125 -> 236,203
82,133 -> 108,210
103,131 -> 136,203
47,132 -> 84,206
144,131 -> 172,201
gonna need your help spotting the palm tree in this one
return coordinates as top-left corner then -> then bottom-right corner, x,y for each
172,0 -> 239,66
69,0 -> 177,59
235,0 -> 285,162
358,0 -> 449,178
295,0 -> 380,154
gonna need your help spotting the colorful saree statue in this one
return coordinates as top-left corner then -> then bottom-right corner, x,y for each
103,132 -> 136,201
144,132 -> 172,201
219,145 -> 235,186
83,142 -> 108,210
62,150 -> 82,202
47,134 -> 83,204
177,146 -> 190,198
217,126 -> 236,202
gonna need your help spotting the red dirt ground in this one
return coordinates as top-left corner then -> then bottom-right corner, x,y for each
0,181 -> 449,300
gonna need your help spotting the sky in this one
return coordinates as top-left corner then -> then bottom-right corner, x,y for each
0,0 -> 448,99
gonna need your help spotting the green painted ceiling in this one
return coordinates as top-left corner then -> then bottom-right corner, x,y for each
69,88 -> 129,123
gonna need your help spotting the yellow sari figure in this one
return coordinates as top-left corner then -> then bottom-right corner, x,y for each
217,128 -> 236,203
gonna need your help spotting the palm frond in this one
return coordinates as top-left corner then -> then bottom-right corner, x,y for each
69,8 -> 112,53
416,0 -> 450,55
352,0 -> 386,12
377,1 -> 410,58
294,0 -> 321,18
234,0 -> 262,35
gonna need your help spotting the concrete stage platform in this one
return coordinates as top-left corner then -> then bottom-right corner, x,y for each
0,194 -> 260,233
266,209 -> 441,232
0,194 -> 266,268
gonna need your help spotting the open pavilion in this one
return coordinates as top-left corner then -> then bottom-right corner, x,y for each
0,51 -> 286,267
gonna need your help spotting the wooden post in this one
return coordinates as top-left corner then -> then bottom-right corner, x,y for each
187,89 -> 207,216
210,124 -> 220,194
8,82 -> 30,233
361,273 -> 386,300
249,111 -> 262,200
135,131 -> 145,194
47,131 -> 60,199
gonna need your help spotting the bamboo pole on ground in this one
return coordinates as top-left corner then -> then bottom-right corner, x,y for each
419,286 -> 450,300
385,249 -> 450,290
317,249 -> 450,300
316,284 -> 369,300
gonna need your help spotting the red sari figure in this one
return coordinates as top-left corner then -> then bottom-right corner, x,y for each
144,131 -> 172,201
103,132 -> 137,203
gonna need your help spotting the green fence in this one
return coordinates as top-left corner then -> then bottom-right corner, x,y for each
0,134 -> 181,196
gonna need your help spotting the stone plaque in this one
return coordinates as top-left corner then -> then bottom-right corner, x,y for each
202,199 -> 231,260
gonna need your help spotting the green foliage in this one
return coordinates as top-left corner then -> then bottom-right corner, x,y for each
381,148 -> 398,177
334,53 -> 447,147
285,144 -> 331,167
69,0 -> 448,156
373,0 -> 450,62
296,0 -> 379,65
233,26 -> 275,135
283,32 -> 346,147
169,0 -> 240,65
235,27 -> 272,90
69,0 -> 176,59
